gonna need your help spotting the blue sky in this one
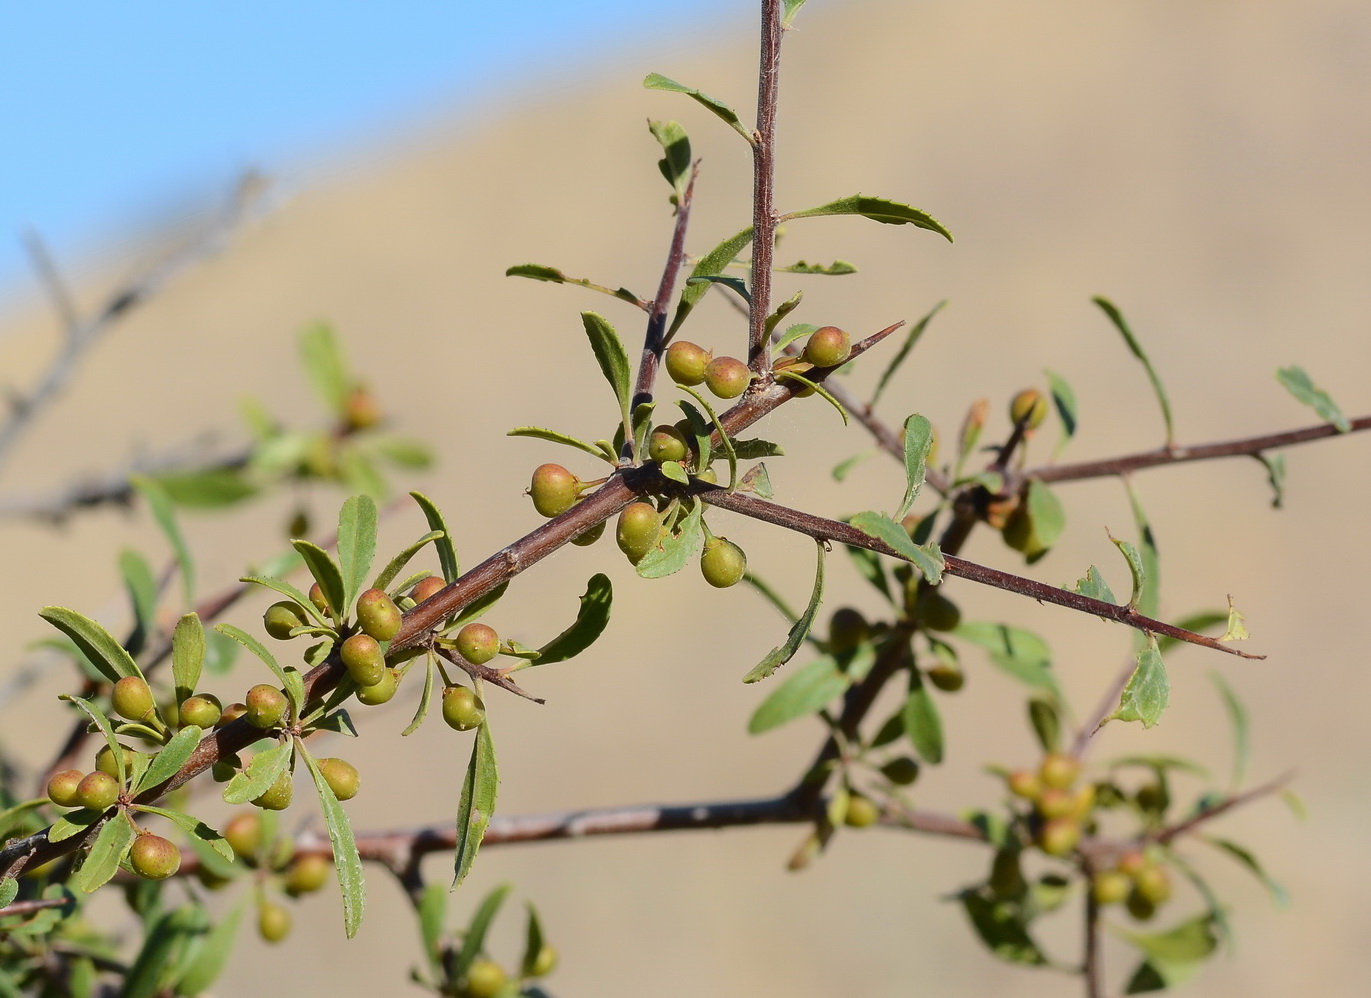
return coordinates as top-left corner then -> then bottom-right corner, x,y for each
0,1 -> 741,294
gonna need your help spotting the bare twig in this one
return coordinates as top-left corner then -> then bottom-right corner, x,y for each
1081,853 -> 1105,998
1152,771 -> 1294,847
747,0 -> 783,382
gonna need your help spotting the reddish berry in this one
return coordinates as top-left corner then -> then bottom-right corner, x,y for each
802,325 -> 852,368
703,356 -> 750,399
46,769 -> 85,808
75,771 -> 120,811
356,588 -> 402,642
529,464 -> 581,518
665,340 -> 710,385
129,833 -> 181,880
455,623 -> 500,665
341,633 -> 386,687
411,576 -> 446,603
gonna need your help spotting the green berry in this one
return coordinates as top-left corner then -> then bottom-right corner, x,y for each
879,757 -> 920,786
1010,388 -> 1049,430
215,702 -> 248,728
1133,865 -> 1172,905
703,356 -> 750,399
257,901 -> 292,943
665,340 -> 710,385
252,771 -> 293,811
915,590 -> 962,632
179,694 -> 222,729
529,463 -> 581,518
455,623 -> 500,665
529,944 -> 558,978
1126,889 -> 1157,921
263,601 -> 307,640
827,607 -> 869,655
1092,869 -> 1132,906
341,633 -> 386,687
129,833 -> 181,880
46,769 -> 85,808
411,576 -> 446,603
224,813 -> 261,859
317,757 -> 360,801
1037,817 -> 1081,857
75,771 -> 120,811
1035,788 -> 1077,821
1003,502 -> 1049,558
648,424 -> 689,464
95,744 -> 135,779
442,686 -> 486,731
284,853 -> 331,895
212,754 -> 241,783
244,684 -> 288,729
355,667 -> 399,705
571,519 -> 606,547
700,537 -> 747,588
342,385 -> 382,430
1007,770 -> 1041,800
802,325 -> 852,368
356,588 -> 402,642
926,663 -> 965,692
309,582 -> 331,615
1039,752 -> 1080,790
1134,781 -> 1168,815
464,959 -> 507,998
616,502 -> 661,564
694,467 -> 718,485
843,794 -> 881,828
111,675 -> 155,722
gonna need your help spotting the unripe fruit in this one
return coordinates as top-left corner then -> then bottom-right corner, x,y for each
1009,388 -> 1049,430
224,812 -> 262,859
317,758 -> 360,801
665,340 -> 710,385
916,590 -> 962,632
411,576 -> 446,604
926,663 -> 965,692
111,676 -> 155,722
95,744 -> 135,779
341,634 -> 385,687
703,356 -> 750,399
342,385 -> 382,431
195,866 -> 232,891
75,771 -> 120,811
1072,784 -> 1097,819
1134,781 -> 1168,814
1003,503 -> 1048,558
648,424 -> 689,464
1132,865 -> 1172,905
1036,788 -> 1078,821
616,502 -> 660,564
1007,770 -> 1041,800
355,588 -> 402,642
1092,869 -> 1132,907
700,538 -> 747,588
212,754 -> 240,783
47,769 -> 85,807
257,901 -> 292,943
355,667 -> 399,705
529,944 -> 558,978
843,794 -> 881,828
880,756 -> 921,786
1126,890 -> 1157,921
463,959 -> 507,998
129,833 -> 181,880
802,325 -> 852,368
1116,850 -> 1149,879
1037,817 -> 1081,856
442,686 -> 486,731
244,684 -> 288,729
1039,752 -> 1081,790
309,582 -> 331,615
529,463 -> 581,518
263,601 -> 307,640
827,607 -> 869,655
571,519 -> 606,547
252,771 -> 293,811
284,853 -> 331,895
455,623 -> 500,665
179,694 -> 222,729
694,467 -> 718,485
216,702 -> 248,728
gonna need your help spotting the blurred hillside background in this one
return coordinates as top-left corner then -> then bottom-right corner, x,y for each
2,0 -> 1369,995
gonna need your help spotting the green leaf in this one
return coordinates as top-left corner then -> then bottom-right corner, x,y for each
894,414 -> 933,521
648,119 -> 692,204
520,901 -> 548,978
775,369 -> 849,425
136,805 -> 233,865
1221,597 -> 1249,642
118,548 -> 157,656
299,322 -> 351,415
41,607 -> 141,685
952,622 -> 1058,696
1072,565 -> 1116,604
1044,368 -> 1079,459
668,227 -> 753,337
221,741 -> 292,805
59,695 -> 126,783
453,720 -> 499,889
451,581 -> 509,629
365,434 -> 433,469
504,264 -> 643,308
453,883 -> 513,980
1209,670 -> 1249,789
903,672 -> 944,764
737,462 -> 774,499
659,460 -> 690,484
0,879 -> 17,908
636,500 -> 702,580
732,438 -> 785,460
678,384 -> 737,488
402,656 -> 437,737
775,259 -> 855,275
782,194 -> 953,241
1109,636 -> 1169,728
411,491 -> 460,583
1124,480 -> 1161,622
677,401 -> 713,470
1027,698 -> 1061,754
686,273 -> 751,305
336,494 -> 378,613
1276,365 -> 1351,432
240,576 -> 328,628
152,467 -> 257,508
781,0 -> 807,27
171,613 -> 205,705
1024,480 -> 1066,554
49,807 -> 102,843
581,311 -> 632,440
507,425 -> 617,464
743,540 -> 826,683
960,891 -> 1047,965
417,882 -> 447,977
848,511 -> 945,584
176,901 -> 243,996
76,810 -> 138,892
131,475 -> 195,607
133,725 -> 203,795
642,72 -> 753,143
125,906 -> 207,998
1205,836 -> 1289,907
298,742 -> 366,937
214,624 -> 303,717
742,571 -> 802,625
1254,452 -> 1286,509
535,575 -> 613,665
1093,296 -> 1175,446
1109,531 -> 1147,611
748,656 -> 849,734
1117,914 -> 1219,993
869,300 -> 945,408
0,798 -> 48,842
289,539 -> 345,623
832,448 -> 876,482
372,530 -> 444,593
775,322 -> 817,352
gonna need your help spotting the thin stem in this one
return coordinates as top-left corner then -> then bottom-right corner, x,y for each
1082,854 -> 1105,998
748,0 -> 783,381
